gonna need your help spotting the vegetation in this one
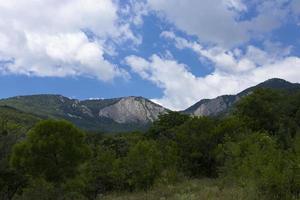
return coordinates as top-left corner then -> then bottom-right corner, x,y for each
0,88 -> 300,199
0,95 -> 152,133
102,179 -> 254,200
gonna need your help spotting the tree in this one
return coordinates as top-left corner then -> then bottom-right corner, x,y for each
175,117 -> 218,177
220,132 -> 298,199
0,118 -> 27,200
10,120 -> 91,185
234,89 -> 282,134
120,140 -> 163,190
147,111 -> 190,140
83,145 -> 117,200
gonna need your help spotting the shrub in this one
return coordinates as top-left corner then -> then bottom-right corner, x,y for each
220,132 -> 299,199
120,140 -> 163,190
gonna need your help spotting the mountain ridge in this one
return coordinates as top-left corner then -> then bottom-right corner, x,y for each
1,78 -> 299,132
0,95 -> 168,132
183,78 -> 300,116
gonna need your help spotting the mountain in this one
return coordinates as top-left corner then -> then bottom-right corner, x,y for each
97,96 -> 167,124
0,105 -> 42,132
1,78 -> 299,132
183,78 -> 300,116
0,95 -> 168,132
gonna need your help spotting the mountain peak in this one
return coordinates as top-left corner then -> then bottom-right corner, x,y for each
98,96 -> 168,124
239,78 -> 300,96
184,78 -> 300,117
258,78 -> 298,88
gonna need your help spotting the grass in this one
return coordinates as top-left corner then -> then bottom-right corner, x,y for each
102,178 -> 257,200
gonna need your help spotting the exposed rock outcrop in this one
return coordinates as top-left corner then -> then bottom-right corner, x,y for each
98,97 -> 168,124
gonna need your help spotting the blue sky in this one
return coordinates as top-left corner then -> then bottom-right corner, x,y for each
0,0 -> 300,110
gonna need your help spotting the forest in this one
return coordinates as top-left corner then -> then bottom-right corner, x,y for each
1,88 -> 300,200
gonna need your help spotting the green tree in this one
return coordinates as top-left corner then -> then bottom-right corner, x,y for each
175,117 -> 219,177
83,145 -> 117,200
220,132 -> 298,199
10,120 -> 91,185
148,111 -> 190,140
0,118 -> 27,200
234,89 -> 282,134
119,140 -> 163,190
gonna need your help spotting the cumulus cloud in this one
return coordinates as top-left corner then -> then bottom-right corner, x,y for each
0,0 -> 135,81
1,0 -> 299,111
161,31 -> 292,74
125,1 -> 300,110
147,0 -> 291,47
120,0 -> 149,26
126,31 -> 300,110
126,53 -> 300,110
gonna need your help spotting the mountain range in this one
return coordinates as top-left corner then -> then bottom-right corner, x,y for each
1,78 -> 299,132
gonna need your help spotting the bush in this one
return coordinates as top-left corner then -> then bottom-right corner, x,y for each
83,145 -> 117,199
220,132 -> 299,199
118,140 -> 163,191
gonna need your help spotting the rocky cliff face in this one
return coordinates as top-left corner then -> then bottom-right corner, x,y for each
98,97 -> 168,124
184,95 -> 237,116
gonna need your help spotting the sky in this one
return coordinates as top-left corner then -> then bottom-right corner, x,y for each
0,0 -> 300,110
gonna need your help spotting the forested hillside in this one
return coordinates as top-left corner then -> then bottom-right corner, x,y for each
1,88 -> 300,200
0,95 -> 167,133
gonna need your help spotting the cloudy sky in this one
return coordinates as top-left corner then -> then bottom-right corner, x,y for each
0,0 -> 300,110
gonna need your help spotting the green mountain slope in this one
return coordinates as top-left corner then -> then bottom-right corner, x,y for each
0,105 -> 42,132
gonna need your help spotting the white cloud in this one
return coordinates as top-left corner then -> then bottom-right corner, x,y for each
148,0 -> 246,47
224,0 -> 247,12
125,54 -> 256,110
161,31 -> 294,73
0,0 -> 135,81
120,1 -> 149,26
126,32 -> 300,110
148,0 -> 291,47
126,1 -> 300,110
126,54 -> 211,110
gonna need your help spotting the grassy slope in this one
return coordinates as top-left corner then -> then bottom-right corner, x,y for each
103,179 -> 256,200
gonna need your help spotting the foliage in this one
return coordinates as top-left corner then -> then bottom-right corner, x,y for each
102,178 -> 254,200
117,140 -> 163,191
147,111 -> 190,140
83,145 -> 117,199
10,120 -> 91,184
234,89 -> 283,134
2,88 -> 300,199
220,132 -> 299,199
175,117 -> 218,177
0,107 -> 40,200
0,95 -> 153,133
